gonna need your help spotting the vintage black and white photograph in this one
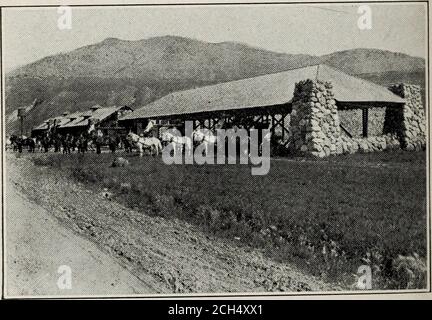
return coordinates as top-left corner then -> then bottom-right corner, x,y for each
1,1 -> 430,298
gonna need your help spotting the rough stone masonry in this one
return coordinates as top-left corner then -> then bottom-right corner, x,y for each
290,79 -> 344,158
388,84 -> 426,151
289,80 -> 426,157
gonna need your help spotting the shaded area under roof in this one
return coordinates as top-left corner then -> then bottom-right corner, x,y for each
120,64 -> 405,121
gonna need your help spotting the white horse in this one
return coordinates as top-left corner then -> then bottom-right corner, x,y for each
262,131 -> 272,144
161,131 -> 192,157
88,123 -> 96,135
259,131 -> 272,155
193,129 -> 217,156
143,119 -> 156,134
126,132 -> 162,157
5,137 -> 12,150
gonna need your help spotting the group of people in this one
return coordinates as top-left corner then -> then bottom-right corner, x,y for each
7,131 -> 130,154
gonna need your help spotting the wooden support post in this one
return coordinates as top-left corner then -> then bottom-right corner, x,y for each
271,114 -> 275,135
213,118 -> 219,130
282,115 -> 285,140
211,118 -> 218,130
362,108 -> 369,137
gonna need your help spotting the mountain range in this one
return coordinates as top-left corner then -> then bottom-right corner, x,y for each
5,35 -> 426,133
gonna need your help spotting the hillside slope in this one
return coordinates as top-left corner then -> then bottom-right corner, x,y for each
5,36 -> 425,133
320,48 -> 424,74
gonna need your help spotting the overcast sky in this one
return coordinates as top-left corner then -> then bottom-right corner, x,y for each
2,3 -> 427,72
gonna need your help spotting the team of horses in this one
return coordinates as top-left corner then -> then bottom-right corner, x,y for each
7,127 -> 272,158
127,129 -> 220,157
7,135 -> 36,153
7,131 -> 127,154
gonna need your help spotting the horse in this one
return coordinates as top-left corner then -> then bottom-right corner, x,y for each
107,136 -> 119,153
126,132 -> 162,157
161,131 -> 192,157
193,129 -> 217,156
8,135 -> 16,151
35,137 -> 43,152
41,134 -> 52,153
77,134 -> 89,153
260,131 -> 272,155
5,136 -> 13,151
53,134 -> 62,152
24,137 -> 36,153
10,135 -> 25,153
143,119 -> 156,134
122,136 -> 133,153
92,131 -> 104,154
62,134 -> 73,154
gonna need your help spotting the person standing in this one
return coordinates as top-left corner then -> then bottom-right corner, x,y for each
108,136 -> 117,153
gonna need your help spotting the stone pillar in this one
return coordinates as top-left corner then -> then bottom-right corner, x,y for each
388,84 -> 426,151
290,79 -> 343,157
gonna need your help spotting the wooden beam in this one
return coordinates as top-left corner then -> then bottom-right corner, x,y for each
268,112 -> 290,140
337,101 -> 403,110
339,123 -> 352,138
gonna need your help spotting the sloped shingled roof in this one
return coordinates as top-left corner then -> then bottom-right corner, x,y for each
120,64 -> 405,121
32,114 -> 78,131
60,106 -> 122,128
32,106 -> 125,131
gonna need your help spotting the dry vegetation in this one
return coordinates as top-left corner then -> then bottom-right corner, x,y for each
30,150 -> 427,289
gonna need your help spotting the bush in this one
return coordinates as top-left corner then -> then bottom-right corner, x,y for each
390,253 -> 427,289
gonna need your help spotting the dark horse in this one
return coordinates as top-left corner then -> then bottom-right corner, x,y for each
77,134 -> 89,153
62,134 -> 74,154
24,137 -> 36,153
122,136 -> 133,153
41,134 -> 52,152
9,135 -> 23,153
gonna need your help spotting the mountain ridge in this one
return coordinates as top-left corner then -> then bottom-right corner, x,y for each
5,35 -> 426,134
8,36 -> 425,78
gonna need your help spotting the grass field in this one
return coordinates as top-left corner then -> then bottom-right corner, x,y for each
29,150 -> 427,289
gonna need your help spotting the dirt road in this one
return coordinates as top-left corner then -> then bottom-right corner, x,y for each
5,154 -> 337,296
6,175 -> 156,297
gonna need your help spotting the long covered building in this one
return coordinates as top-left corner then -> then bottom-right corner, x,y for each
119,64 -> 425,157
32,105 -> 133,137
